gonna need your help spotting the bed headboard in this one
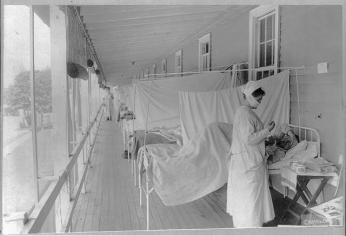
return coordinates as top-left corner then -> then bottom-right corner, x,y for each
288,124 -> 320,157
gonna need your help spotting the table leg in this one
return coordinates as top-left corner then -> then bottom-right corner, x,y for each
306,177 -> 329,208
296,183 -> 310,205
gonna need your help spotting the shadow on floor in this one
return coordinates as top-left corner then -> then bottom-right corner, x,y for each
263,188 -> 305,227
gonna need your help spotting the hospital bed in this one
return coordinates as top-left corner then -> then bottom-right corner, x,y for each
137,122 -> 232,230
267,124 -> 340,224
130,127 -> 182,186
268,123 -> 321,174
268,124 -> 321,194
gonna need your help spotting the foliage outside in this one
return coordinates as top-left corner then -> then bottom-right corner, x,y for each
5,69 -> 52,128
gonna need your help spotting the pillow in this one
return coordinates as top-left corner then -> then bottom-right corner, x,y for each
285,140 -> 307,159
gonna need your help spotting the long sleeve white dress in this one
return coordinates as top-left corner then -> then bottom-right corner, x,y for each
227,105 -> 275,227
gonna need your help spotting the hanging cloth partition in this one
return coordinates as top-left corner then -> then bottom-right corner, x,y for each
133,71 -> 231,130
118,84 -> 134,109
125,86 -> 135,111
179,70 -> 290,143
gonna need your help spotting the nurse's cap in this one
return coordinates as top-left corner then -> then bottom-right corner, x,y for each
242,80 -> 261,97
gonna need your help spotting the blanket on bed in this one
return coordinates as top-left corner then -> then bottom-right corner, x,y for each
138,122 -> 233,206
132,127 -> 182,160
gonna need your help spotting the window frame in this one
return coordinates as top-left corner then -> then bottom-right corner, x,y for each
249,5 -> 280,80
198,33 -> 211,72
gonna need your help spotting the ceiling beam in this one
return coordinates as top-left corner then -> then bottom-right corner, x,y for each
88,27 -> 194,41
85,14 -> 215,32
87,21 -> 206,35
91,31 -> 185,45
80,5 -> 190,16
101,54 -> 161,65
95,36 -> 182,52
98,49 -> 166,61
82,8 -> 226,23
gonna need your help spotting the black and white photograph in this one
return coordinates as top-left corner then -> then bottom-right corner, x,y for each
0,0 -> 345,235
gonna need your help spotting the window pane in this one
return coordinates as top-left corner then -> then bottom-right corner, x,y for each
33,5 -> 54,200
263,70 -> 269,78
256,71 -> 263,80
3,5 -> 35,234
205,43 -> 209,54
260,19 -> 265,42
266,15 -> 273,40
266,41 -> 273,66
259,43 -> 265,67
203,55 -> 209,71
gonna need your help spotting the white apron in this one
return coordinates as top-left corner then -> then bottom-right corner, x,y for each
227,106 -> 274,227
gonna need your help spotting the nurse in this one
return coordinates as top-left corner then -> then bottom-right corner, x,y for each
105,87 -> 114,121
227,80 -> 275,227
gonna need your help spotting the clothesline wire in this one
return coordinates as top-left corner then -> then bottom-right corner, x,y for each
139,66 -> 306,82
128,66 -> 304,142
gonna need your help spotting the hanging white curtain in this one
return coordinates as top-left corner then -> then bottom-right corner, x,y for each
179,70 -> 290,144
133,71 -> 232,130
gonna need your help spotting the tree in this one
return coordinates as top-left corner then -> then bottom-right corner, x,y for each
5,69 -> 52,127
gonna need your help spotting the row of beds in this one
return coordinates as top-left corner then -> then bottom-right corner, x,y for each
120,116 -> 338,229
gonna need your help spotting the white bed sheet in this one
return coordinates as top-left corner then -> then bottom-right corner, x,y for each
138,122 -> 232,206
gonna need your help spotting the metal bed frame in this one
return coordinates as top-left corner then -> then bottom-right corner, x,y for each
268,123 -> 320,175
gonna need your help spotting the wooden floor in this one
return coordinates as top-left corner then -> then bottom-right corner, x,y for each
71,120 -> 234,232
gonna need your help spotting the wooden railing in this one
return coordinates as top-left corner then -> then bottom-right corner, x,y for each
22,105 -> 104,233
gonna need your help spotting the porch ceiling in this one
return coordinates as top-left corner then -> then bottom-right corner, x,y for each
80,5 -> 254,86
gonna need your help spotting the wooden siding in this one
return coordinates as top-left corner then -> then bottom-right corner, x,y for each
71,120 -> 234,232
163,6 -> 254,73
280,6 -> 343,165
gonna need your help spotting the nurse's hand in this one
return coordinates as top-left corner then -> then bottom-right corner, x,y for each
265,121 -> 275,132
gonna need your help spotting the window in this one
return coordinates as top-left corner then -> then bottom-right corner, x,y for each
198,33 -> 211,71
249,5 -> 279,80
161,59 -> 167,74
175,50 -> 182,74
3,6 -> 35,233
33,5 -> 54,200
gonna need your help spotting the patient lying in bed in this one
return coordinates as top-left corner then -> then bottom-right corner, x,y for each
265,124 -> 299,164
266,124 -> 323,171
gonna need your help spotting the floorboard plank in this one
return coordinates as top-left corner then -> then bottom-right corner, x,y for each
72,121 -> 240,232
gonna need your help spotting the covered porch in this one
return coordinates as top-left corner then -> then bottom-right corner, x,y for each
71,119 -> 234,231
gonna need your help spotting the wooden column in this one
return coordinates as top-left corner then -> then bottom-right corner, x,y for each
30,5 -> 40,204
0,1 -> 3,234
50,5 -> 68,232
